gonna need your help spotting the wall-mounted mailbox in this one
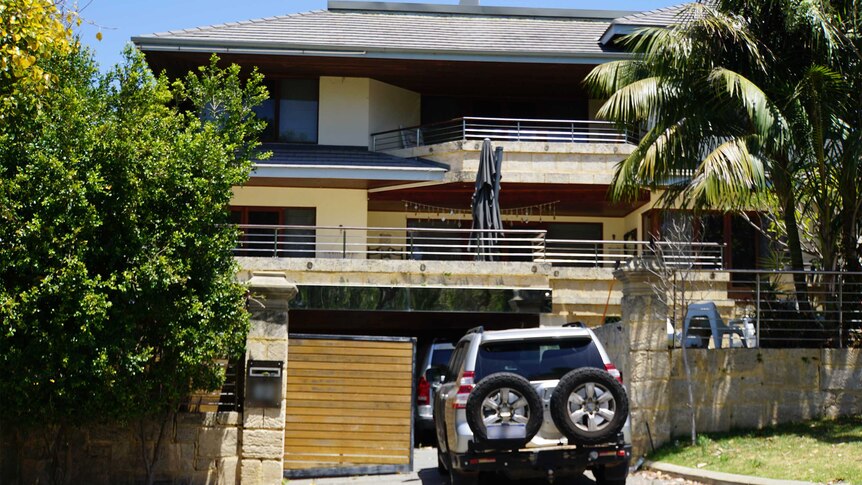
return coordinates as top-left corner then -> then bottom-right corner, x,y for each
246,360 -> 283,408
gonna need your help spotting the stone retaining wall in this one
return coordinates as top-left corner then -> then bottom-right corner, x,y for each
610,268 -> 862,456
0,412 -> 240,485
665,348 -> 862,438
0,272 -> 295,485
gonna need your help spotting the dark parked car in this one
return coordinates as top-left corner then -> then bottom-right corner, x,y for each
416,340 -> 455,439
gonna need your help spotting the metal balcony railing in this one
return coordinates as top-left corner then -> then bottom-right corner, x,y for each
370,117 -> 637,151
233,224 -> 724,269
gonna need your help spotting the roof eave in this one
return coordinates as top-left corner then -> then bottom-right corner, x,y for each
133,37 -> 634,64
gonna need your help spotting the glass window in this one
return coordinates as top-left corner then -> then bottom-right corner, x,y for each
445,342 -> 469,383
280,208 -> 316,258
252,84 -> 276,141
279,79 -> 318,143
474,338 -> 603,381
430,348 -> 454,367
406,219 -> 464,261
546,222 -> 604,267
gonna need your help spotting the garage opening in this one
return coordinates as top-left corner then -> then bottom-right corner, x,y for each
284,334 -> 415,478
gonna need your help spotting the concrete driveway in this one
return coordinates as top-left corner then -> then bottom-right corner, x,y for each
284,448 -> 703,485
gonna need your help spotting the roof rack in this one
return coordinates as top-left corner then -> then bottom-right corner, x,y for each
466,326 -> 485,335
563,321 -> 586,328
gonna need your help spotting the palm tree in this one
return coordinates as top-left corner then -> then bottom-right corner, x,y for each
586,0 -> 859,311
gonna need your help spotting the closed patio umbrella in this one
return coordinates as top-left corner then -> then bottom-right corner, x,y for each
470,138 -> 504,261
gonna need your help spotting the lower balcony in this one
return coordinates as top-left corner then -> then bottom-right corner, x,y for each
234,224 -> 724,269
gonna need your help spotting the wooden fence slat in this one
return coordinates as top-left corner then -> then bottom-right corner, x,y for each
286,422 -> 408,433
291,339 -> 409,350
286,375 -> 412,388
288,353 -> 412,365
287,384 -> 411,397
289,346 -> 412,358
287,360 -> 412,373
286,415 -> 411,427
283,445 -> 409,456
283,438 -> 408,450
284,405 -> 411,418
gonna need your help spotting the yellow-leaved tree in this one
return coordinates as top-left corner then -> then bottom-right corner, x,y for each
0,0 -> 75,113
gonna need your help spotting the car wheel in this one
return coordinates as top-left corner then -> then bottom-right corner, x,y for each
550,368 -> 629,445
465,372 -> 543,448
592,462 -> 628,485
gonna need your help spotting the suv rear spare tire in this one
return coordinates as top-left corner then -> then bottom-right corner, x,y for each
550,368 -> 629,445
465,372 -> 542,448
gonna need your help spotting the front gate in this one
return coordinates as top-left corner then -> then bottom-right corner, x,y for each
283,334 -> 415,478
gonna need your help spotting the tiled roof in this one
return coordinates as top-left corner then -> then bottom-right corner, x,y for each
610,4 -> 690,27
258,144 -> 447,171
599,3 -> 694,44
133,9 -> 624,59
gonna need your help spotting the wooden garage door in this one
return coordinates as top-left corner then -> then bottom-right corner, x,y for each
284,334 -> 415,478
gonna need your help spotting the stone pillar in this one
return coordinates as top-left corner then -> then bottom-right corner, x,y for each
240,272 -> 297,485
614,267 -> 671,457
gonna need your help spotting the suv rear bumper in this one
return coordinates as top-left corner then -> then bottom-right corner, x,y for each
453,441 -> 632,478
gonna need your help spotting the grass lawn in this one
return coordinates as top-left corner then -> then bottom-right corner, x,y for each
650,416 -> 862,484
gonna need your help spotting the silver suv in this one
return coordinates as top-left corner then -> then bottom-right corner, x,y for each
433,325 -> 631,485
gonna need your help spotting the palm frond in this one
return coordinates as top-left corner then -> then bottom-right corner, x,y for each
583,60 -> 647,98
685,136 -> 767,208
707,67 -> 785,142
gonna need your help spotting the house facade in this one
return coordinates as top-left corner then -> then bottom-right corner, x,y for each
133,0 -> 751,342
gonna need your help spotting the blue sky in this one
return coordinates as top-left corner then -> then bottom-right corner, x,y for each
78,0 -> 678,71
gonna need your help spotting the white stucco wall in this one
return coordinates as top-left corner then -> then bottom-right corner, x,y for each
369,79 -> 421,136
317,77 -> 419,148
318,77 -> 370,147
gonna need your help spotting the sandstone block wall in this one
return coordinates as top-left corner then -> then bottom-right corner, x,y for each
663,348 -> 862,440
0,272 -> 296,485
0,412 -> 240,485
611,269 -> 862,457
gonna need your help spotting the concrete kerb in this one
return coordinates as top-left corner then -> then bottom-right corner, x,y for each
644,461 -> 819,485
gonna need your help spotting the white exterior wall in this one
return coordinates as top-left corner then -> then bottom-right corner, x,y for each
369,79 -> 421,136
318,77 -> 370,147
317,77 -> 420,148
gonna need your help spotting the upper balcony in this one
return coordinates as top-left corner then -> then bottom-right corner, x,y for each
370,116 -> 637,152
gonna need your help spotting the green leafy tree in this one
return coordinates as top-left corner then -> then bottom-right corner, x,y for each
0,9 -> 268,480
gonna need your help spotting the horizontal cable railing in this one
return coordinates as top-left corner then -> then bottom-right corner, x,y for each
540,240 -> 724,269
233,225 -> 723,269
668,270 -> 862,349
370,117 -> 636,151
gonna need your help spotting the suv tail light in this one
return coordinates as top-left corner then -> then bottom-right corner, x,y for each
605,363 -> 623,384
417,375 -> 431,404
453,371 -> 475,409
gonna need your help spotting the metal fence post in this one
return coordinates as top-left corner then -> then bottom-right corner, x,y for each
517,120 -> 521,141
341,226 -> 346,258
409,232 -> 415,259
272,228 -> 279,258
838,274 -> 844,349
755,273 -> 761,348
462,118 -> 467,140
